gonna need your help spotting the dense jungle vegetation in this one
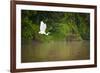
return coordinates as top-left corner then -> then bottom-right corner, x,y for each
21,10 -> 90,42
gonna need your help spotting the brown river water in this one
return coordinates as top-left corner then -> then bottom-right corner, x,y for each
21,40 -> 90,63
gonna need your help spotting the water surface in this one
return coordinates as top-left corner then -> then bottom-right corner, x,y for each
21,40 -> 90,63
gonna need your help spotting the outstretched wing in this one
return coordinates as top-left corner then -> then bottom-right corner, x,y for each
40,21 -> 46,32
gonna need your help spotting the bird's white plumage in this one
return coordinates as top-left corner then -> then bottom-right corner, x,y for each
39,21 -> 50,35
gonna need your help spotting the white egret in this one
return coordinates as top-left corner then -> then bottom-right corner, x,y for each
39,21 -> 50,35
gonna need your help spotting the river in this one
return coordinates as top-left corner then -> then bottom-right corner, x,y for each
21,40 -> 90,63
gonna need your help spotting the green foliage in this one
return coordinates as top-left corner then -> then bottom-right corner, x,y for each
21,10 -> 90,42
21,17 -> 33,40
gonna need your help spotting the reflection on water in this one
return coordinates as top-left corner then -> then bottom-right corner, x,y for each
21,40 -> 90,63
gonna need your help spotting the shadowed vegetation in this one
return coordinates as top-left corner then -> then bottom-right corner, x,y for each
21,10 -> 90,42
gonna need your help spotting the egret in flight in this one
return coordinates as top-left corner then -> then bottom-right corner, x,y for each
39,21 -> 50,35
